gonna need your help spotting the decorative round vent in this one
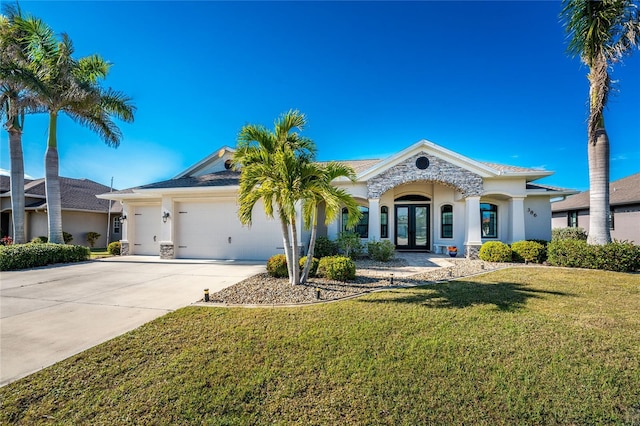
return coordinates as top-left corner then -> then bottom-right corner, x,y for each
416,156 -> 429,170
224,159 -> 233,170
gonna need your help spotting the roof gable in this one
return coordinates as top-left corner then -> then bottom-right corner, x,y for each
175,146 -> 236,178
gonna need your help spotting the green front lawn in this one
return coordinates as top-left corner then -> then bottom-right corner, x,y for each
2,268 -> 639,424
89,248 -> 111,259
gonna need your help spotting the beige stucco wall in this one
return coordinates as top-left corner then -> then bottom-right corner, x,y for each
24,210 -> 117,247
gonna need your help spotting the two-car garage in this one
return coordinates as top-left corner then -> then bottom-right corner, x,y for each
128,200 -> 283,261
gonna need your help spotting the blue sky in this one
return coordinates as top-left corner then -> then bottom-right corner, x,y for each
1,1 -> 639,191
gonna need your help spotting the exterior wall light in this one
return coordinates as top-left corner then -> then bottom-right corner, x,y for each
162,211 -> 170,223
121,215 -> 127,221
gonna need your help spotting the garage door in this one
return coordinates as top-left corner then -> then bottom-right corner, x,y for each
132,205 -> 160,255
175,201 -> 282,260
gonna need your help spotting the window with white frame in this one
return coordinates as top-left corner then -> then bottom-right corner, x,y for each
480,203 -> 498,238
113,216 -> 122,234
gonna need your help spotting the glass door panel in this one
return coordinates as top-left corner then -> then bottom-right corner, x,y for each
396,206 -> 409,246
415,206 -> 428,247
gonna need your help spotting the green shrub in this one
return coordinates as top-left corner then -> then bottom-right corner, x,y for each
317,256 -> 356,281
548,239 -> 640,272
267,254 -> 289,278
86,232 -> 101,248
313,236 -> 338,258
511,240 -> 546,263
299,256 -> 319,277
63,232 -> 73,244
32,236 -> 48,244
107,241 -> 121,255
479,241 -> 512,262
337,232 -> 363,259
0,243 -> 90,271
552,227 -> 587,241
367,239 -> 396,262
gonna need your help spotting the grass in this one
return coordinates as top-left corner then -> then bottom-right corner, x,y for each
2,267 -> 639,424
89,247 -> 112,259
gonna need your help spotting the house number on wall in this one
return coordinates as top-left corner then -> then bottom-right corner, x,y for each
527,207 -> 537,218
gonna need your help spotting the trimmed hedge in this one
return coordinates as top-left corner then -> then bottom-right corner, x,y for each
300,256 -> 319,277
313,236 -> 339,258
547,240 -> 640,272
479,241 -> 512,262
317,256 -> 356,281
367,240 -> 396,262
552,227 -> 587,241
107,241 -> 121,256
511,240 -> 546,264
0,243 -> 91,271
266,254 -> 288,278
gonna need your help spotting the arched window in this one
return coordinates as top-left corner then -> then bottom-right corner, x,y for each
380,206 -> 388,238
343,206 -> 369,238
480,203 -> 498,238
441,205 -> 453,238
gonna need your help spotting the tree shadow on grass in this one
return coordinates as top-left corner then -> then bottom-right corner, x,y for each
360,280 -> 574,312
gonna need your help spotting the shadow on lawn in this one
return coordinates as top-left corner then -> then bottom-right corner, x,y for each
361,280 -> 573,311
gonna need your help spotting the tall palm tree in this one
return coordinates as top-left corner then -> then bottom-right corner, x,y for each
233,110 -> 316,285
0,6 -> 46,243
17,19 -> 135,243
562,0 -> 640,245
299,161 -> 361,284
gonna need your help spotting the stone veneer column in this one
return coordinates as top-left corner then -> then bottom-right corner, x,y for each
160,242 -> 174,259
120,240 -> 130,256
368,198 -> 380,241
159,196 -> 174,259
510,197 -> 526,243
464,196 -> 482,259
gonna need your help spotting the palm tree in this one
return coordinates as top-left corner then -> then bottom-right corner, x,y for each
17,19 -> 135,243
0,6 -> 46,243
299,161 -> 361,284
233,110 -> 316,285
562,0 -> 640,244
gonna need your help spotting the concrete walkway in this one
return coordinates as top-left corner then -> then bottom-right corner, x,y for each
0,257 -> 264,387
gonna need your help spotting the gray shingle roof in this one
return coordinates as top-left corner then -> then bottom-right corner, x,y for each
135,170 -> 241,190
2,176 -> 119,213
552,173 -> 640,211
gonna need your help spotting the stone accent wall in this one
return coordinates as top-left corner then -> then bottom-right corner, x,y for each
160,243 -> 175,259
367,152 -> 484,198
120,241 -> 130,256
465,244 -> 481,259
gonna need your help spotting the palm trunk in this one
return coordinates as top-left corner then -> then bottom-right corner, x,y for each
8,125 -> 26,244
587,128 -> 611,245
45,112 -> 64,244
279,215 -> 294,283
301,207 -> 318,284
290,215 -> 300,285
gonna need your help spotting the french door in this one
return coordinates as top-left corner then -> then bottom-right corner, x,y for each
395,205 -> 430,250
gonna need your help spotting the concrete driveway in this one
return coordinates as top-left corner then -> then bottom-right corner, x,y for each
0,256 -> 264,387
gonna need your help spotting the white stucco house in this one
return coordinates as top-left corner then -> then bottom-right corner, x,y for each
99,140 -> 574,260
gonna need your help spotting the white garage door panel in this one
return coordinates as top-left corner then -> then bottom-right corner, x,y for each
175,201 -> 282,260
133,206 -> 160,255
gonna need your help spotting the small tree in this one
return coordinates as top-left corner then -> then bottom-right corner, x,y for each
86,231 -> 101,248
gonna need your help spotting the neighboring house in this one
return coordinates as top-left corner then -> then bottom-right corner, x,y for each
0,176 -> 122,247
552,172 -> 640,243
100,140 -> 575,260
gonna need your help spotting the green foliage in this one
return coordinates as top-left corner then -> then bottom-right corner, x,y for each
299,256 -> 319,277
267,254 -> 289,278
107,241 -> 121,256
313,236 -> 338,258
32,236 -> 48,244
0,243 -> 90,271
86,232 -> 101,248
552,227 -> 587,241
63,232 -> 73,244
479,241 -> 512,262
367,239 -> 396,262
547,240 -> 640,272
511,240 -> 546,264
317,255 -> 356,281
337,231 -> 363,259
